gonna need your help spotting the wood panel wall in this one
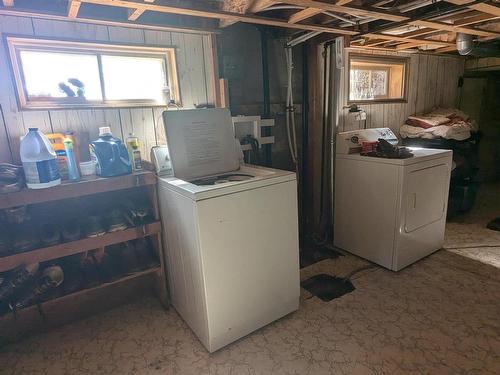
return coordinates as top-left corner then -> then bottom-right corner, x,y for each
338,48 -> 465,134
0,15 -> 217,163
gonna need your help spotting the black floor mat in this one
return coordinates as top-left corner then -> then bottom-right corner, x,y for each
487,217 -> 500,231
301,274 -> 355,302
299,246 -> 342,269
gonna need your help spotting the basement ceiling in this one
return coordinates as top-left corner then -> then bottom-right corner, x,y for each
1,0 -> 499,53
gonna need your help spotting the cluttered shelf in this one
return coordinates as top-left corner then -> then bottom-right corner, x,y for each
0,171 -> 156,210
0,221 -> 161,272
0,265 -> 161,344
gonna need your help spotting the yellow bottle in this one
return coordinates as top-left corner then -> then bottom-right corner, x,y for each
126,133 -> 142,171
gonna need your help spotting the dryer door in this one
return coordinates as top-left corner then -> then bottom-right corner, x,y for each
404,162 -> 450,233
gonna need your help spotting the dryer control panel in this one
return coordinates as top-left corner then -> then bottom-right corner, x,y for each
336,128 -> 398,154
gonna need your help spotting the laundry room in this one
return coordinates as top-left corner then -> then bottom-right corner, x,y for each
0,1 -> 499,374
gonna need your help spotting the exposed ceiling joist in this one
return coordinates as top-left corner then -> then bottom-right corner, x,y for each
410,19 -> 500,37
0,8 -> 214,34
288,8 -> 322,24
445,0 -> 500,17
275,0 -> 408,22
363,33 -> 455,47
2,0 -> 14,6
68,1 -> 81,18
396,41 -> 439,50
454,12 -> 500,26
248,0 -> 276,13
128,8 -> 145,21
78,0 -> 359,35
220,0 -> 276,28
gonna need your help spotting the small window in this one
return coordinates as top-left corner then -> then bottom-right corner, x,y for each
6,36 -> 180,109
348,54 -> 408,103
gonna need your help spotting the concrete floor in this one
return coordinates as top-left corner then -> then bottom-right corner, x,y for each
1,184 -> 499,375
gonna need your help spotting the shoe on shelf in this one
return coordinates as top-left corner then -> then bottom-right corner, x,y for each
81,254 -> 100,289
118,242 -> 142,274
13,265 -> 64,309
0,263 -> 39,303
133,238 -> 159,270
12,222 -> 39,253
2,205 -> 29,224
83,216 -> 106,238
97,248 -> 122,283
0,230 -> 10,257
0,163 -> 24,194
61,218 -> 81,242
59,255 -> 85,295
106,209 -> 128,233
39,222 -> 61,247
122,199 -> 152,226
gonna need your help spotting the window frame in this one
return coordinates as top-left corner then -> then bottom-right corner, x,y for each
5,35 -> 182,110
347,53 -> 409,105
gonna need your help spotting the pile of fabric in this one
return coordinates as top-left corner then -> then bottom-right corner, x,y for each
400,108 -> 476,141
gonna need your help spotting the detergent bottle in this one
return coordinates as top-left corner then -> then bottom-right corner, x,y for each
20,128 -> 61,189
63,135 -> 80,182
46,133 -> 69,180
89,127 -> 132,177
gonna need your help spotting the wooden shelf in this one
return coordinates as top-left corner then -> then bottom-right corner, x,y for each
0,266 -> 161,345
0,221 -> 161,272
0,171 -> 156,210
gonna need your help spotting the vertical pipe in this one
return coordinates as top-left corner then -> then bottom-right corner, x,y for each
300,42 -> 309,241
260,27 -> 272,166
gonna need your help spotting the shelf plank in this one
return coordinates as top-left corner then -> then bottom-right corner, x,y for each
0,266 -> 160,344
0,171 -> 156,209
0,221 -> 161,272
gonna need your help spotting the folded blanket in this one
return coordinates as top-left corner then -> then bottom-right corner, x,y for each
406,115 -> 450,129
400,122 -> 472,141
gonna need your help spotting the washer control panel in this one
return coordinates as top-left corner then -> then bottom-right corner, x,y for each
336,128 -> 398,154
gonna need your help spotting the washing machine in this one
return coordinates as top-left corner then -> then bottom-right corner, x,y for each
334,128 -> 452,271
157,108 -> 300,352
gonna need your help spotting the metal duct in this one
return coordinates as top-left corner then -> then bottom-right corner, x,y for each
457,33 -> 474,55
456,33 -> 500,57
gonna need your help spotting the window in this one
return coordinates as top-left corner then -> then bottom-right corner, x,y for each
348,54 -> 408,103
6,36 -> 180,109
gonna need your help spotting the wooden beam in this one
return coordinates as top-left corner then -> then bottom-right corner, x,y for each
2,0 -> 14,6
363,32 -> 455,46
276,0 -> 408,22
454,13 -> 500,26
67,1 -> 81,18
0,8 -> 215,35
288,8 -> 322,24
78,0 -> 359,35
396,41 -> 440,50
220,0 -> 276,28
445,0 -> 500,17
248,0 -> 276,13
128,8 -> 145,21
410,19 -> 500,37
435,44 -> 458,53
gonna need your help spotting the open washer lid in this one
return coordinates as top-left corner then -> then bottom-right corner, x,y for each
163,108 -> 240,181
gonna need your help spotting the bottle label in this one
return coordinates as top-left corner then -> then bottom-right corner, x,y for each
23,159 -> 60,184
55,149 -> 69,179
132,150 -> 142,170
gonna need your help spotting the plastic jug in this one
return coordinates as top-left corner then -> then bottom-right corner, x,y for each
20,128 -> 61,189
89,127 -> 132,177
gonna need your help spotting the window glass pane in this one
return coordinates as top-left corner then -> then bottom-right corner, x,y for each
20,50 -> 102,101
349,56 -> 406,102
101,55 -> 167,102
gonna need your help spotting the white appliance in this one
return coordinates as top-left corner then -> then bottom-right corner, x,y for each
334,128 -> 452,271
158,108 -> 300,352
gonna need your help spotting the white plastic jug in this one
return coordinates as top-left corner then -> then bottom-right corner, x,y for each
20,128 -> 61,189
